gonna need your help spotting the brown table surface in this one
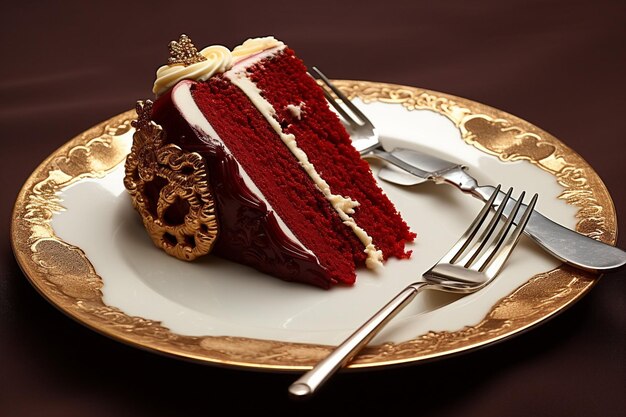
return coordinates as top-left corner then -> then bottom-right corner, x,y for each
2,1 -> 624,415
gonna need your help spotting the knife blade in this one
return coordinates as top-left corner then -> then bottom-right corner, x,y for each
369,147 -> 626,272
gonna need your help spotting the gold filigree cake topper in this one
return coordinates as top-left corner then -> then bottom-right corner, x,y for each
167,34 -> 207,66
124,100 -> 219,260
131,99 -> 154,130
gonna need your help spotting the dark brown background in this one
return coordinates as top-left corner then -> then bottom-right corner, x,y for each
1,1 -> 624,415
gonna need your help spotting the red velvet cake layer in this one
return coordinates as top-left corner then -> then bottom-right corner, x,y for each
190,76 -> 362,286
152,85 -> 357,288
246,49 -> 415,260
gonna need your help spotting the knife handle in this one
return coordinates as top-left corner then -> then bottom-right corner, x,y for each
472,185 -> 626,272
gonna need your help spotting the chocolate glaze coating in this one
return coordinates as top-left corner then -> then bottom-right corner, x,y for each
151,86 -> 334,289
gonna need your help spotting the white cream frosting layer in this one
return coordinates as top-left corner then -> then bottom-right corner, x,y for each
225,59 -> 384,268
232,37 -> 285,60
170,81 -> 315,259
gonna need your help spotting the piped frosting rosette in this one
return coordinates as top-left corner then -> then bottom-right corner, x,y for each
153,36 -> 285,96
153,45 -> 232,96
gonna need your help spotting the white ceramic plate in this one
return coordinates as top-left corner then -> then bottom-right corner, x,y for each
12,81 -> 610,370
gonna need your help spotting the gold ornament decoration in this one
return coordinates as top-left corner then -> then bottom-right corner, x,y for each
167,34 -> 207,66
124,100 -> 218,260
131,99 -> 154,130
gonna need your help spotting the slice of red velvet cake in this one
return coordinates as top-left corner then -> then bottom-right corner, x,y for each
124,35 -> 415,289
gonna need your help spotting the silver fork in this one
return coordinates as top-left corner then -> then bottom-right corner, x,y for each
289,185 -> 538,398
311,66 -> 417,169
312,67 -> 457,179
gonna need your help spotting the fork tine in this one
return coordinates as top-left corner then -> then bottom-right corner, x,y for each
458,187 -> 513,267
312,67 -> 373,128
477,192 -> 538,276
318,83 -> 359,126
440,185 -> 502,264
473,190 -> 525,271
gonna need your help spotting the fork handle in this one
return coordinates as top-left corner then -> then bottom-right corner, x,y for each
368,149 -> 434,178
288,282 -> 430,399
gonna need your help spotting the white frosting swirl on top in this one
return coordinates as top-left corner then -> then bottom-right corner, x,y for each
153,45 -> 233,96
153,37 -> 286,96
232,36 -> 285,60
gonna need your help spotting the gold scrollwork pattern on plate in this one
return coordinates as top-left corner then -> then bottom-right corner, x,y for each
12,81 -> 611,370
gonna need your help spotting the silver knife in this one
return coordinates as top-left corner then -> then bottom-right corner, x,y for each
370,147 -> 626,272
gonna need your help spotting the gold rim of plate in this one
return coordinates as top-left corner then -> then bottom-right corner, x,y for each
11,80 -> 612,371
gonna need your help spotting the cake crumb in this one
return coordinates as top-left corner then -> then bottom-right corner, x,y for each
285,102 -> 305,120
